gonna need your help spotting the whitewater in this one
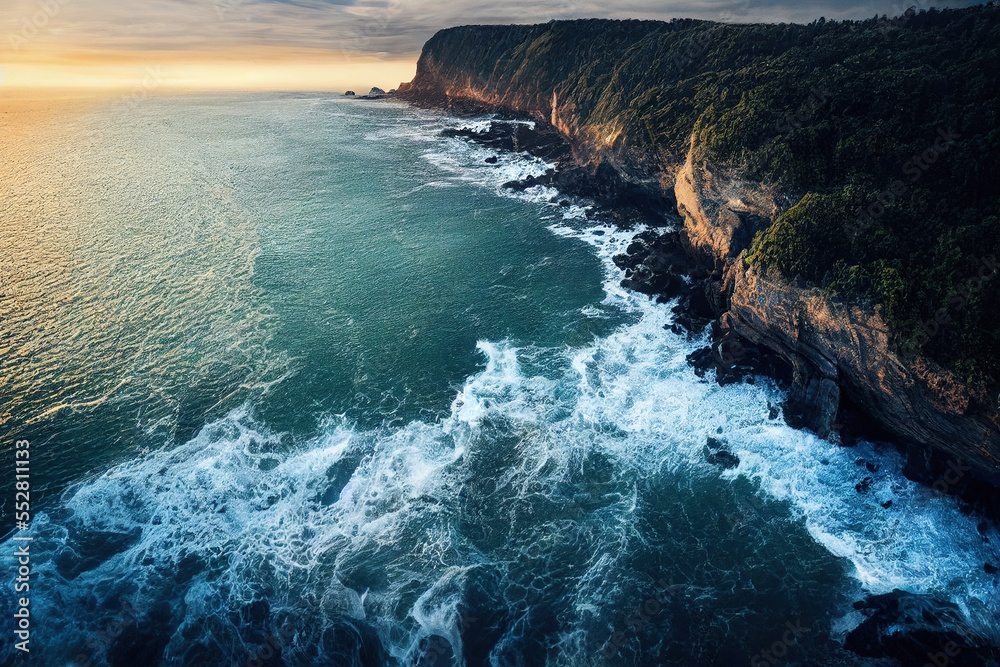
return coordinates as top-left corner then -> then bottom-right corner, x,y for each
0,94 -> 996,667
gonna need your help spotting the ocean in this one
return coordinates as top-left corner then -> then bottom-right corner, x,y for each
1,93 -> 997,666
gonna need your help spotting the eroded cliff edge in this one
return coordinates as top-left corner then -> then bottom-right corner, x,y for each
396,14 -> 1000,489
676,146 -> 1000,479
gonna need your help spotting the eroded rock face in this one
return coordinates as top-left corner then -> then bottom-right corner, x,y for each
673,143 -> 777,266
682,159 -> 1000,481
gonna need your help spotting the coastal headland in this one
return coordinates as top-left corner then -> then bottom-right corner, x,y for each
393,10 -> 1000,520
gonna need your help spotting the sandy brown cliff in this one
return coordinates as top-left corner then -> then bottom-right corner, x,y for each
674,148 -> 1000,477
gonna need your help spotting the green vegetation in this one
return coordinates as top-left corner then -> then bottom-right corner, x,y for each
413,6 -> 1000,388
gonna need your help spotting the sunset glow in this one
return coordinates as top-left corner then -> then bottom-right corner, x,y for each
1,50 -> 416,93
2,0 -> 982,95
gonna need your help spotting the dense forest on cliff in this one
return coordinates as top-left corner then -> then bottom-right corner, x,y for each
404,5 -> 1000,391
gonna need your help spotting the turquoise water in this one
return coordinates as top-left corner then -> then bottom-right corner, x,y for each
2,95 -> 608,490
1,94 -> 997,666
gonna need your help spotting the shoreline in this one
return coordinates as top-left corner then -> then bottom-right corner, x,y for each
389,12 -> 1000,510
409,105 -> 1000,522
395,101 -> 1000,661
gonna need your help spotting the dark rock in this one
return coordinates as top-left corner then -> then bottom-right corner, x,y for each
984,563 -> 998,574
731,211 -> 770,250
784,376 -> 840,438
344,90 -> 356,96
845,590 -> 1000,665
705,447 -> 740,469
687,320 -> 781,386
620,266 -> 687,300
613,253 -> 642,271
855,477 -> 874,494
635,229 -> 661,244
485,156 -> 498,164
626,240 -> 649,256
687,346 -> 716,379
672,310 -> 711,335
643,249 -> 688,274
881,500 -> 893,508
498,158 -> 676,223
357,87 -> 388,100
901,446 -> 1000,526
443,121 -> 571,163
687,288 -> 715,320
706,436 -> 726,450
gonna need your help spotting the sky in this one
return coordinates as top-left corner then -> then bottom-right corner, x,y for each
0,0 -> 986,92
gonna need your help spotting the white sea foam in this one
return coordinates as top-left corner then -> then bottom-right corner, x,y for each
413,120 -> 1000,642
547,217 -> 1000,643
8,106 -> 998,667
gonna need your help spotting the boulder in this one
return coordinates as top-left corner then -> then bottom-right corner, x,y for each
845,590 -> 1000,665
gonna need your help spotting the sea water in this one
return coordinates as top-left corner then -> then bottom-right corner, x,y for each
0,93 -> 996,666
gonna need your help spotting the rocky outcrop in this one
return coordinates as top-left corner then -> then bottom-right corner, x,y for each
357,87 -> 389,100
397,20 -> 1000,488
673,140 -> 777,265
844,590 -> 1000,665
678,148 -> 1000,480
726,257 -> 1000,467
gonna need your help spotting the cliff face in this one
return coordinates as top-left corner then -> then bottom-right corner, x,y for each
398,20 -> 700,189
398,16 -> 1000,483
673,147 -> 1000,474
727,266 -> 1000,473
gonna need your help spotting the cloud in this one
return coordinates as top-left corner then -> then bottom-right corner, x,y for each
0,0 -> 987,61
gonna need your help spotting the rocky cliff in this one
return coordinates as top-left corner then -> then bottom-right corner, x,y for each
672,142 -> 1000,478
397,13 -> 1000,488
